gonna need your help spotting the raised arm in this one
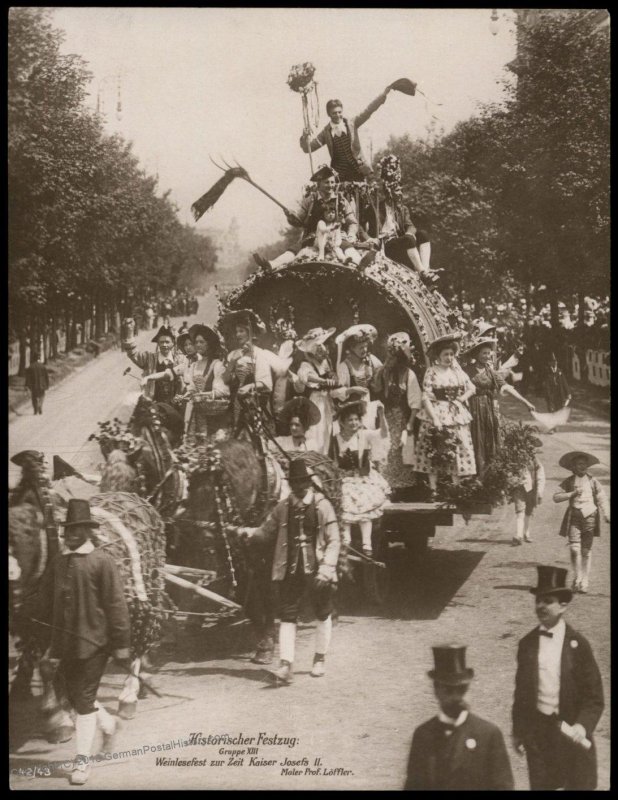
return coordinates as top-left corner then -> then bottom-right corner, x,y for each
300,126 -> 327,154
354,88 -> 390,128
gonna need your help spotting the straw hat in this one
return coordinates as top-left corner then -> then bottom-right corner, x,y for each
296,327 -> 336,354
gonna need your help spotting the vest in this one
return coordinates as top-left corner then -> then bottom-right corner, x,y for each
286,499 -> 319,576
559,473 -> 601,538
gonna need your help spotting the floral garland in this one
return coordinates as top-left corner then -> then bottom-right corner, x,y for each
483,421 -> 541,503
89,419 -> 143,458
424,425 -> 459,471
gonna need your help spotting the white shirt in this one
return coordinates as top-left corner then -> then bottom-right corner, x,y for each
537,616 -> 566,715
573,474 -> 597,518
380,204 -> 398,238
61,539 -> 95,556
330,120 -> 347,138
437,709 -> 469,736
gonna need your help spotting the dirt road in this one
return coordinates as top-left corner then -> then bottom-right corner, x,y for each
9,334 -> 610,790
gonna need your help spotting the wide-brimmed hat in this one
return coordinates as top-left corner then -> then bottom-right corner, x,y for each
152,325 -> 176,343
278,397 -> 321,430
530,565 -> 572,602
188,324 -> 223,357
334,389 -> 368,420
53,455 -> 81,481
60,498 -> 100,529
219,309 -> 266,337
558,451 -> 600,472
427,645 -> 474,686
11,450 -> 44,467
310,164 -> 338,183
288,457 -> 317,484
296,327 -> 336,354
427,332 -> 462,357
176,332 -> 193,352
472,320 -> 497,338
463,337 -> 498,359
335,324 -> 377,348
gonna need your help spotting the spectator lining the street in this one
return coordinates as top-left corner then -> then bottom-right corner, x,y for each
24,350 -> 50,415
542,353 -> 571,413
553,451 -> 610,594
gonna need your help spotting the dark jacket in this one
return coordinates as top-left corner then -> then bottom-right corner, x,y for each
25,362 -> 50,395
40,547 -> 131,659
300,91 -> 388,177
359,201 -> 415,240
404,712 -> 513,791
512,623 -> 604,787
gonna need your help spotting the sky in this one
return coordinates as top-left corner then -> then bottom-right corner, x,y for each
51,7 -> 517,258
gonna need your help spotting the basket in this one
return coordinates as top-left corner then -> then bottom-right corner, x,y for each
193,396 -> 230,416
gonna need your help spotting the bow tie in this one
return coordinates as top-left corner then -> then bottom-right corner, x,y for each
438,720 -> 456,733
538,629 -> 553,638
330,121 -> 347,138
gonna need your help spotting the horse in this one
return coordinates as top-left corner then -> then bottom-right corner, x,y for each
9,458 -> 169,743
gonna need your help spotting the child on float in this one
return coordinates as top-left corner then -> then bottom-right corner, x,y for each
511,435 -> 545,546
328,393 -> 390,556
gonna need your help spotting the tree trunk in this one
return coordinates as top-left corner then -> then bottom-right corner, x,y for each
50,314 -> 58,359
18,329 -> 27,377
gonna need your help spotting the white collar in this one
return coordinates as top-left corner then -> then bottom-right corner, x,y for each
330,119 -> 347,137
539,616 -> 566,636
438,709 -> 469,727
62,539 -> 95,556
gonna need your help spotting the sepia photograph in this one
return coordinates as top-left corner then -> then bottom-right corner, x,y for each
8,7 -> 610,790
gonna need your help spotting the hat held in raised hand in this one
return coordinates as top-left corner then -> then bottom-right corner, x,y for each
60,498 -> 100,529
428,644 -> 474,685
530,565 -> 572,602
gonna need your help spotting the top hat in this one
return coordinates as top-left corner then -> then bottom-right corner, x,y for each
296,327 -> 336,354
11,450 -> 44,467
219,309 -> 266,337
310,165 -> 339,183
427,332 -> 462,357
427,644 -> 474,685
152,325 -> 176,343
463,337 -> 498,359
278,397 -> 321,431
60,499 -> 100,529
53,455 -> 80,481
530,565 -> 572,602
288,458 -> 316,485
558,451 -> 599,472
188,324 -> 224,357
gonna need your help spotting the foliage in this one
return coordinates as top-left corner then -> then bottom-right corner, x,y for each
483,421 -> 541,503
424,425 -> 459,471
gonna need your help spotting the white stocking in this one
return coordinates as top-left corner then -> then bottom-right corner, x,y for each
95,702 -> 115,735
341,523 -> 352,546
279,622 -> 296,664
314,616 -> 332,657
570,544 -> 582,583
419,241 -> 431,270
523,515 -> 532,538
515,513 -> 525,541
270,251 -> 296,270
75,712 -> 97,758
581,549 -> 592,585
406,247 -> 425,273
428,473 -> 438,491
359,520 -> 373,551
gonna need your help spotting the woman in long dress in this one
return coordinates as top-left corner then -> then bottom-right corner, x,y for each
414,333 -> 477,496
293,327 -> 338,455
463,338 -> 535,477
376,332 -> 422,493
329,398 -> 390,556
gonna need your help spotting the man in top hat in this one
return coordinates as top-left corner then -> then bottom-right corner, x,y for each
122,319 -> 185,403
300,86 -> 397,181
241,458 -> 340,685
512,565 -> 604,790
38,499 -> 131,785
542,352 -> 571,414
253,165 -> 360,272
24,349 -> 50,415
553,451 -> 609,593
404,644 -> 513,790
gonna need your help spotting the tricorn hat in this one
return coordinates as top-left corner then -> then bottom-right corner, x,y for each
558,451 -> 599,472
53,455 -> 81,481
278,397 -> 321,431
310,164 -> 338,183
288,457 -> 316,485
152,325 -> 176,343
427,644 -> 474,685
60,498 -> 100,529
11,450 -> 44,467
530,565 -> 572,602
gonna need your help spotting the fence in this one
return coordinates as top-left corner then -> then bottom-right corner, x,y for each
569,346 -> 610,387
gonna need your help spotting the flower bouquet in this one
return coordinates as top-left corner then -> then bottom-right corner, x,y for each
425,425 -> 458,471
287,62 -> 316,93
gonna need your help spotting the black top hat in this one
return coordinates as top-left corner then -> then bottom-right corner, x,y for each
60,498 -> 100,529
530,565 -> 572,602
288,458 -> 316,485
558,451 -> 599,472
278,397 -> 321,431
188,324 -> 223,357
11,450 -> 44,467
428,644 -> 474,685
53,455 -> 80,481
310,165 -> 339,183
151,325 -> 176,343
